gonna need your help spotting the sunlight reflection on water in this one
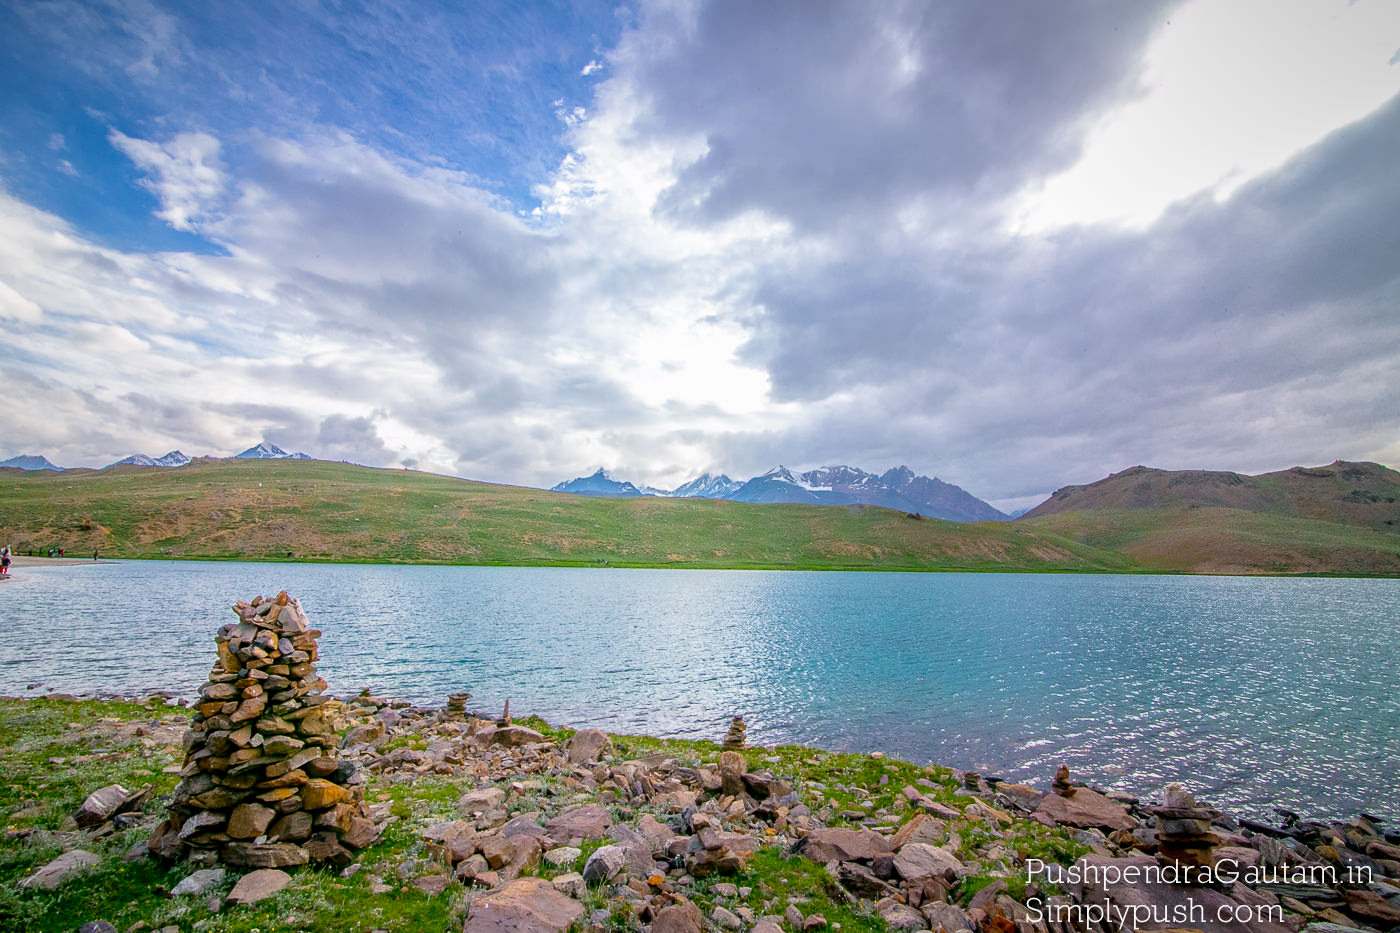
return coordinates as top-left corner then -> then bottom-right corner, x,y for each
2,562 -> 1396,820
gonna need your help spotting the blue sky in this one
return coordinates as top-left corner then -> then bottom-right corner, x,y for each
2,0 -> 1399,510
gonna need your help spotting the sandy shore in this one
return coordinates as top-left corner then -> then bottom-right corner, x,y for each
6,555 -> 115,567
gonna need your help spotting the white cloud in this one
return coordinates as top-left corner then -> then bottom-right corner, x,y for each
109,130 -> 226,231
581,59 -> 604,76
1014,0 -> 1400,232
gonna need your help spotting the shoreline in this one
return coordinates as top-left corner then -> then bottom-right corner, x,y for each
8,552 -> 1400,578
3,690 -> 1397,933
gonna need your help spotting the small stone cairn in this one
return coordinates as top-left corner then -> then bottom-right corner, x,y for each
148,591 -> 379,868
443,692 -> 472,721
1153,782 -> 1221,877
1052,763 -> 1076,797
721,715 -> 747,750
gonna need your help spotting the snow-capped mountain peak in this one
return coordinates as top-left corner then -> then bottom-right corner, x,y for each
234,443 -> 311,460
108,450 -> 193,469
0,454 -> 62,471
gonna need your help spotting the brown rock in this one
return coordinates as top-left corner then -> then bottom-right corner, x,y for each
222,842 -> 309,868
490,725 -> 546,747
300,779 -> 348,810
544,805 -> 613,843
793,827 -> 892,863
1034,787 -> 1136,832
653,899 -> 705,933
342,816 -> 380,849
464,876 -> 584,933
1342,888 -> 1400,925
226,868 -> 291,905
267,811 -> 314,842
564,728 -> 612,764
227,803 -> 277,839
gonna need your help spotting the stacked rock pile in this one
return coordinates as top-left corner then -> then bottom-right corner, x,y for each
444,692 -> 472,721
1153,781 -> 1221,873
721,715 -> 746,750
147,591 -> 379,868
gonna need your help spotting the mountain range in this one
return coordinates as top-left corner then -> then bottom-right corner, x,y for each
552,464 -> 1007,522
2,443 -> 311,471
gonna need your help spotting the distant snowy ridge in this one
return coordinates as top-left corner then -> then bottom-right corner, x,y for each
549,463 -> 1007,522
108,450 -> 192,468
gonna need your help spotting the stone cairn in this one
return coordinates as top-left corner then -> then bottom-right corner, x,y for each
148,591 -> 379,868
1153,782 -> 1221,879
721,715 -> 747,750
1053,763 -> 1076,797
443,692 -> 472,721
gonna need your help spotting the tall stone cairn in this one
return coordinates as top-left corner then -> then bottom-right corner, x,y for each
147,591 -> 379,868
721,715 -> 747,751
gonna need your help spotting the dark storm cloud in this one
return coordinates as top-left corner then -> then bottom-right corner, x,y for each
638,0 -> 1179,230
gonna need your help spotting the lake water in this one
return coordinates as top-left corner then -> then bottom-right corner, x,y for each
2,561 -> 1396,822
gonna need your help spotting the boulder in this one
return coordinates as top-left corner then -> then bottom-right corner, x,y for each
226,868 -> 291,905
1074,854 -> 1294,933
582,844 -> 629,884
564,728 -> 612,764
544,805 -> 612,844
893,843 -> 966,882
171,868 -> 226,896
490,725 -> 546,748
653,899 -> 705,933
464,876 -> 584,933
792,827 -> 891,863
1034,788 -> 1136,832
457,786 -> 507,816
18,849 -> 101,889
75,784 -> 130,827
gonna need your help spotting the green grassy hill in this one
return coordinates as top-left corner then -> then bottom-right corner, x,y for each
1018,460 -> 1400,575
0,458 -> 1128,572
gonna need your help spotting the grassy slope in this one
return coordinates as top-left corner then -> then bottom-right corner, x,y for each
0,459 -> 1129,572
1022,507 -> 1400,575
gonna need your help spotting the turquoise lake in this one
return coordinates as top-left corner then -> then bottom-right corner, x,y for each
2,561 -> 1396,822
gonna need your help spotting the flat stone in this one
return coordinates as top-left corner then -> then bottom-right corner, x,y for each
1341,888 -> 1400,925
710,905 -> 744,930
457,786 -> 507,816
1035,788 -> 1136,832
222,842 -> 309,868
550,872 -> 586,899
226,868 -> 291,905
1074,854 -> 1293,933
18,849 -> 101,889
412,874 -> 452,896
792,827 -> 891,863
544,846 -> 582,867
464,876 -> 584,933
171,868 -> 227,896
893,843 -> 966,881
544,804 -> 613,844
490,725 -> 546,748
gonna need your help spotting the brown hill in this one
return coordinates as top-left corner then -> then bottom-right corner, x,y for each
1018,460 -> 1400,575
1022,460 -> 1400,532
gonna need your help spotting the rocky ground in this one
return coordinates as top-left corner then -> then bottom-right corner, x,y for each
3,692 -> 1398,933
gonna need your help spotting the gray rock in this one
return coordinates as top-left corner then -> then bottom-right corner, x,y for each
893,843 -> 966,882
457,786 -> 507,815
18,849 -> 101,889
710,905 -> 743,930
78,923 -> 118,933
171,868 -> 227,896
581,844 -> 628,884
543,846 -> 582,867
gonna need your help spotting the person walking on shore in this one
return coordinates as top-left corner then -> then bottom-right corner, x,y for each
1,545 -> 11,577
